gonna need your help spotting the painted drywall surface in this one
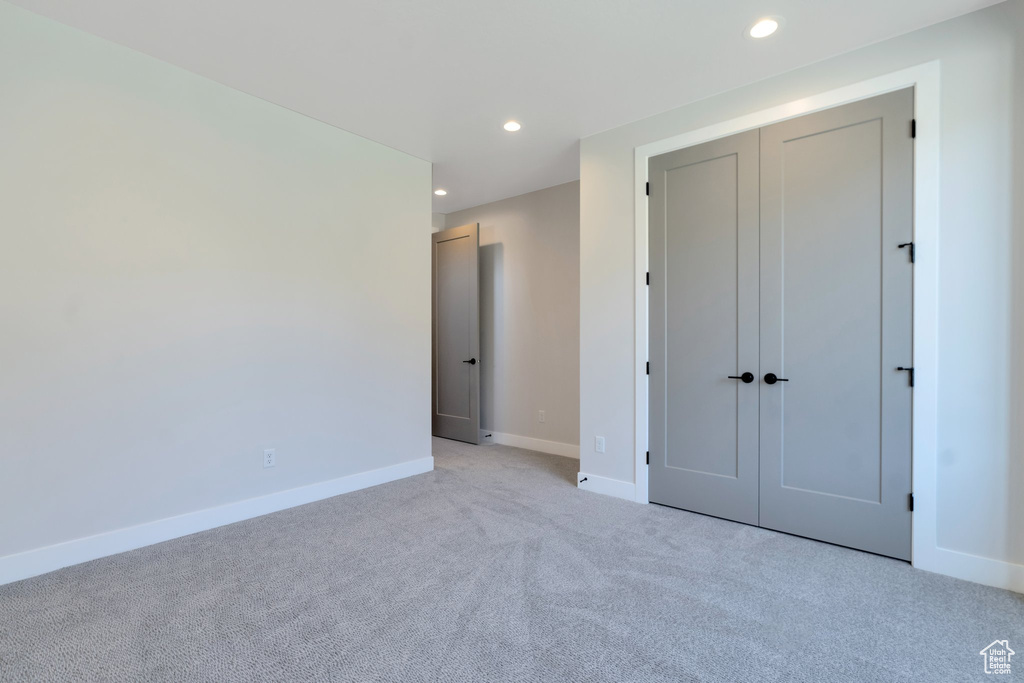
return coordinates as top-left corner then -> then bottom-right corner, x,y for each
444,182 -> 581,448
1012,0 -> 1024,580
581,2 -> 1024,565
0,3 -> 431,557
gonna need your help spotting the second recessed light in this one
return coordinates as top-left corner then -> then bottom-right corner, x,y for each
434,189 -> 447,196
503,120 -> 521,132
748,17 -> 780,38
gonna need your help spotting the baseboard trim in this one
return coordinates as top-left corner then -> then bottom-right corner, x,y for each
577,471 -> 636,501
915,546 -> 1024,594
483,431 -> 579,459
0,456 -> 434,587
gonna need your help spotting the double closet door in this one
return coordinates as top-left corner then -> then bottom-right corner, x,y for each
648,89 -> 914,561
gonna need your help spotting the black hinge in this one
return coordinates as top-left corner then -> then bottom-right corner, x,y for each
911,119 -> 916,138
646,451 -> 649,465
645,182 -> 650,196
908,493 -> 914,511
898,242 -> 915,263
646,271 -> 649,285
646,361 -> 649,375
897,366 -> 915,387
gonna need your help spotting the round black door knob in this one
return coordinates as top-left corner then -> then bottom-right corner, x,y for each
764,373 -> 789,384
462,358 -> 477,365
728,372 -> 755,384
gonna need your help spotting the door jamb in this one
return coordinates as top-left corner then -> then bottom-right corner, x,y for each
632,62 -> 940,569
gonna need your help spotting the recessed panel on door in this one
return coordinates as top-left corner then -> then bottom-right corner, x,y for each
758,89 -> 914,560
648,131 -> 760,524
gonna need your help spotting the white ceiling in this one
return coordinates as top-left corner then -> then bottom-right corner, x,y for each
12,0 -> 1002,212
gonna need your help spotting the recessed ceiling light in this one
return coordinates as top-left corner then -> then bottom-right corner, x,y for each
748,17 -> 780,39
503,120 -> 522,132
434,189 -> 447,196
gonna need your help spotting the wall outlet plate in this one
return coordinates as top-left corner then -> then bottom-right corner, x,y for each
263,448 -> 276,468
595,436 -> 606,454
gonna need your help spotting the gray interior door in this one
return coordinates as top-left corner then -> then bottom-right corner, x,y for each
432,223 -> 480,444
758,89 -> 914,560
648,130 -> 761,524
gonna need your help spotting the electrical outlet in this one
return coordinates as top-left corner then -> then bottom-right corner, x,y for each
263,448 -> 276,468
595,436 -> 605,454
538,410 -> 545,423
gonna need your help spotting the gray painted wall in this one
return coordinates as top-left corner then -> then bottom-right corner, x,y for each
580,1 -> 1024,569
444,182 -> 580,449
0,3 -> 431,558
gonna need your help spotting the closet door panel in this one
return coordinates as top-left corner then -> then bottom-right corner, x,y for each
649,130 -> 760,524
758,89 -> 914,560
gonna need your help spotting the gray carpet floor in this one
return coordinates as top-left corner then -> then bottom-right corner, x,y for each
0,438 -> 1021,682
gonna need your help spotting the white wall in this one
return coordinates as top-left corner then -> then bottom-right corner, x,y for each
444,182 -> 580,453
0,2 -> 431,577
581,1 -> 1024,587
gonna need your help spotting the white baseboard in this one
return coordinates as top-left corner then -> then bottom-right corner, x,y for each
915,546 -> 1024,594
0,456 -> 434,587
577,471 -> 636,501
482,431 -> 579,459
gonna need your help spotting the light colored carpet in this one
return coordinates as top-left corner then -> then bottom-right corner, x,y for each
0,438 -> 1021,682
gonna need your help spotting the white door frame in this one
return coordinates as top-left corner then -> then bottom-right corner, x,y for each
632,61 -> 940,568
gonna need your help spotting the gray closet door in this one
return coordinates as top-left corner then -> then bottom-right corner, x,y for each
649,130 -> 761,524
432,223 -> 480,444
758,89 -> 914,560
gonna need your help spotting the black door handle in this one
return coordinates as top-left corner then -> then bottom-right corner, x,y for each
728,372 -> 755,384
462,358 -> 477,365
764,373 -> 788,385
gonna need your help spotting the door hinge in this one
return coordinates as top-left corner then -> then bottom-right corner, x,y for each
898,242 -> 915,263
646,361 -> 649,375
908,493 -> 914,511
646,451 -> 650,465
911,119 -> 916,138
646,181 -> 650,196
897,366 -> 915,387
646,271 -> 649,285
